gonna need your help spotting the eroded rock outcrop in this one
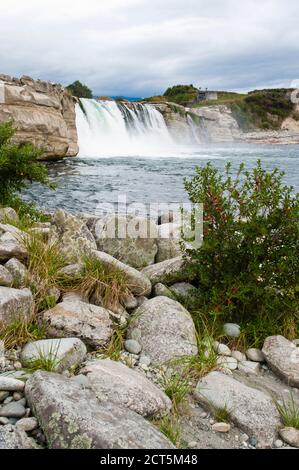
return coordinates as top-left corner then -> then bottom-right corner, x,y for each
0,74 -> 78,159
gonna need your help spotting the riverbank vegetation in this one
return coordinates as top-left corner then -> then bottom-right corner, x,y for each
183,161 -> 299,348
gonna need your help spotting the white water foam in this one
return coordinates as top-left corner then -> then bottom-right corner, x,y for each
76,99 -> 177,157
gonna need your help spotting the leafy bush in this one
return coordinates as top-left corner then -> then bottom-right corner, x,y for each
67,80 -> 93,98
0,121 -> 51,206
163,84 -> 198,106
183,161 -> 299,346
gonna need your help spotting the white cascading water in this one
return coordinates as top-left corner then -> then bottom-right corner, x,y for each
76,99 -> 175,157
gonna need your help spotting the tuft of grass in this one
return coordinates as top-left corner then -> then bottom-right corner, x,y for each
99,323 -> 127,361
275,394 -> 299,429
24,341 -> 62,373
160,370 -> 191,413
210,403 -> 231,423
169,328 -> 218,381
1,197 -> 50,231
22,232 -> 65,311
0,317 -> 46,350
158,415 -> 182,447
59,255 -> 130,311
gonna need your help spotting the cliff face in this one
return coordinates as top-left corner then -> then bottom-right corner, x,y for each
152,101 -> 299,145
0,74 -> 78,160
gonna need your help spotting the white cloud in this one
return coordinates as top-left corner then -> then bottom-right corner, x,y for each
0,0 -> 298,96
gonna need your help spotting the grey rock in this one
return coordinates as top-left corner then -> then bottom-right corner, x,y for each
231,350 -> 246,362
142,256 -> 190,286
169,282 -> 197,302
5,258 -> 28,287
153,283 -> 175,299
16,417 -> 38,432
127,296 -> 198,365
213,341 -> 231,356
21,338 -> 87,372
0,265 -> 13,287
0,392 -> 10,402
194,371 -> 281,448
223,323 -> 241,338
0,401 -> 26,418
91,250 -> 152,296
0,287 -> 34,325
42,299 -> 113,349
279,427 -> 299,448
82,359 -> 172,417
212,422 -> 231,433
262,336 -> 299,387
274,439 -> 284,448
0,229 -> 28,262
25,371 -> 174,449
92,215 -> 158,268
0,417 -> 9,425
0,208 -> 18,223
124,339 -> 142,355
0,425 -> 39,449
217,356 -> 238,370
246,348 -> 265,362
238,361 -> 261,376
0,376 -> 25,392
58,263 -> 83,277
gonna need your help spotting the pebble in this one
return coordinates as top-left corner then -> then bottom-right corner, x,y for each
274,439 -> 284,448
3,396 -> 13,404
188,441 -> 197,448
223,323 -> 241,338
212,422 -> 231,433
217,356 -> 238,370
0,391 -> 9,402
238,360 -> 261,375
13,392 -> 23,401
246,348 -> 265,362
13,362 -> 22,370
200,411 -> 208,419
16,417 -> 38,432
279,427 -> 299,448
124,340 -> 142,355
139,355 -> 151,367
213,341 -> 231,356
0,401 -> 26,418
0,376 -> 25,392
231,350 -> 246,362
0,416 -> 9,425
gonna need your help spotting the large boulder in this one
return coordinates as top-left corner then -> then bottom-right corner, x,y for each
262,335 -> 299,388
81,359 -> 172,417
90,215 -> 158,268
127,296 -> 198,365
42,299 -> 113,349
21,338 -> 87,372
5,258 -> 28,287
141,256 -> 189,286
194,371 -> 281,448
91,250 -> 152,297
0,287 -> 34,325
51,210 -> 97,263
25,371 -> 174,449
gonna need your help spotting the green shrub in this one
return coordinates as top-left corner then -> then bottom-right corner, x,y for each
183,161 -> 299,346
67,80 -> 93,99
0,121 -> 52,206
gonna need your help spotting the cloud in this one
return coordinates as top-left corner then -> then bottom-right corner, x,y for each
0,0 -> 298,96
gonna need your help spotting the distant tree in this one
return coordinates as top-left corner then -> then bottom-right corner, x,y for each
163,84 -> 198,97
66,80 -> 93,99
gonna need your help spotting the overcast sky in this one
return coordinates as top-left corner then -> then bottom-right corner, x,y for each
0,0 -> 298,97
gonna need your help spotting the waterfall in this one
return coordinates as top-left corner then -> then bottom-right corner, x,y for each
76,99 -> 174,157
187,114 -> 210,144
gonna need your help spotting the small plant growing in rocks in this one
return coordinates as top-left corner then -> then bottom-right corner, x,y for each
275,393 -> 299,430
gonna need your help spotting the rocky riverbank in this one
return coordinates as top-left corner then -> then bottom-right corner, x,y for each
0,208 -> 298,449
